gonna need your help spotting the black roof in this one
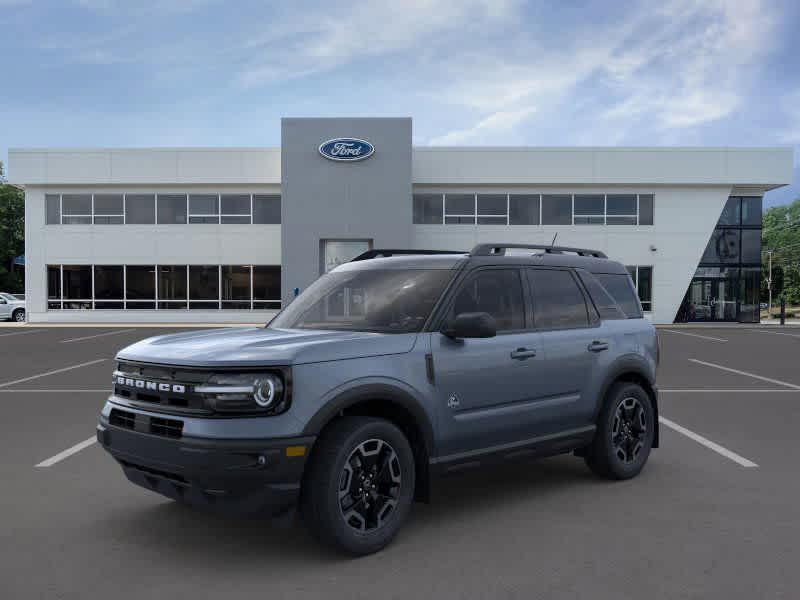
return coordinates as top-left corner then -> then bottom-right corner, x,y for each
346,244 -> 628,275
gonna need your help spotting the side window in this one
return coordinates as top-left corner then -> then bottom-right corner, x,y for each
450,269 -> 525,332
527,269 -> 589,329
594,273 -> 643,318
576,270 -> 626,320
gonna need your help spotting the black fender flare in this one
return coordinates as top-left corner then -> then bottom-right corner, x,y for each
596,354 -> 659,448
302,382 -> 436,457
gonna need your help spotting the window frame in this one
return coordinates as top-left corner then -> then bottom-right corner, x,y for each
624,265 -> 653,313
45,264 -> 281,311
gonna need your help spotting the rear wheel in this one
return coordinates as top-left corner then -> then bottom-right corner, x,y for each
585,382 -> 654,480
12,309 -> 25,322
301,416 -> 415,555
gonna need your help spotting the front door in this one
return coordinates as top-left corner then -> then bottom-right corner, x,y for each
685,278 -> 738,321
431,268 -> 549,458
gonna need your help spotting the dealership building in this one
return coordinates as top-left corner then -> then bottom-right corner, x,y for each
8,117 -> 794,324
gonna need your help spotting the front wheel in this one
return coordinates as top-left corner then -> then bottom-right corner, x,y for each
12,309 -> 25,322
301,416 -> 415,555
585,382 -> 654,480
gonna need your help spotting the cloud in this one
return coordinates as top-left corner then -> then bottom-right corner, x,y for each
429,107 -> 536,145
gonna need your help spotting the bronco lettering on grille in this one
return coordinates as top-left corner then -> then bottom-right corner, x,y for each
116,376 -> 186,394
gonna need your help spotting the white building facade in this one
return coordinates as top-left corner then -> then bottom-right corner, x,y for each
8,118 -> 794,325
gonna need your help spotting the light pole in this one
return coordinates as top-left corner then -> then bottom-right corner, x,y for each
767,250 -> 773,319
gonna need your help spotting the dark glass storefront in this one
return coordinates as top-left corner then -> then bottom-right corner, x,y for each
675,197 -> 762,323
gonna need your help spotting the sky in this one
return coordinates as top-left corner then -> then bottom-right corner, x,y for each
1,0 -> 798,207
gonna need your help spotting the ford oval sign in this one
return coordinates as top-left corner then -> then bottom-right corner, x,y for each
318,138 -> 375,162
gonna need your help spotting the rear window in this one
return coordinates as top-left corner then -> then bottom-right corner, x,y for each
594,273 -> 643,318
576,271 -> 626,320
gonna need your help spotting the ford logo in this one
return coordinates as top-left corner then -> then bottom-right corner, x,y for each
318,138 -> 375,162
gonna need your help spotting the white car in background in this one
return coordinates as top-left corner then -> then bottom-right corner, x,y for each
0,293 -> 26,322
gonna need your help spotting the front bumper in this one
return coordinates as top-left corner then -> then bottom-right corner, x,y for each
97,416 -> 315,516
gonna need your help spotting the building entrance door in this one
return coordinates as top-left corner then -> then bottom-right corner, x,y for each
684,277 -> 738,321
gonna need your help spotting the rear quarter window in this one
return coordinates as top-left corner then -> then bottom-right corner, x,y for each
577,271 -> 626,320
594,273 -> 643,318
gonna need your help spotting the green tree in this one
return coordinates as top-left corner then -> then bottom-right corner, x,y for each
0,162 -> 25,293
762,197 -> 800,306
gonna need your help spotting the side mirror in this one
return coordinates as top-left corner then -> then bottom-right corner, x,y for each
442,312 -> 497,339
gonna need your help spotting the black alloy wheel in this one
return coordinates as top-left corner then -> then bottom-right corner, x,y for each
611,397 -> 647,464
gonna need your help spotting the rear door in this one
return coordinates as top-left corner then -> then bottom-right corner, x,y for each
525,268 -> 609,431
430,267 -> 548,457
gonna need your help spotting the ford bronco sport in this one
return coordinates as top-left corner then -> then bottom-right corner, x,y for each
97,244 -> 659,555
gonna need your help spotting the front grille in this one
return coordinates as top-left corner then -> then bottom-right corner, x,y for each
108,407 -> 184,439
118,459 -> 187,484
113,362 -> 211,415
149,416 -> 183,439
110,408 -> 135,430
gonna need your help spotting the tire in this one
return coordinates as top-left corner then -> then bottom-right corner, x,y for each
12,309 -> 25,322
585,382 -> 654,480
301,416 -> 415,556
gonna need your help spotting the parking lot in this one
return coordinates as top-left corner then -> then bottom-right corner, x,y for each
1,324 -> 799,599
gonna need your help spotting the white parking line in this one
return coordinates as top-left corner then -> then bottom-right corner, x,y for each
661,388 -> 800,393
748,329 -> 800,338
0,389 -> 110,393
0,359 -> 106,388
35,436 -> 96,468
659,416 -> 758,467
60,329 -> 136,343
660,329 -> 728,342
0,329 -> 44,338
689,358 -> 800,390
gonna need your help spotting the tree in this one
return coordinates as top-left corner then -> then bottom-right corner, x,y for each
0,162 -> 25,293
762,197 -> 800,305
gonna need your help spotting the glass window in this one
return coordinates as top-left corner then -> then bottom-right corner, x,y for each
93,194 -> 124,224
476,194 -> 507,224
189,265 -> 219,308
509,194 -> 540,225
322,240 -> 372,273
222,265 -> 251,309
577,270 -> 625,320
157,194 -> 187,224
253,266 -> 281,308
93,266 -> 123,299
528,269 -> 589,329
413,194 -> 443,224
125,194 -> 155,224
594,273 -> 642,318
158,265 -> 187,308
189,194 -> 219,224
47,266 -> 61,301
740,229 -> 761,263
637,266 -> 653,311
541,195 -> 571,225
46,194 -> 61,225
638,194 -> 654,225
702,229 -> 741,263
739,267 -> 760,323
126,266 -> 155,299
271,269 -> 454,333
449,269 -> 525,331
62,265 -> 92,300
605,194 -> 637,225
444,194 -> 475,224
717,197 -> 741,226
221,194 -> 251,224
573,195 -> 604,224
61,194 -> 92,224
253,194 -> 281,224
741,197 -> 762,226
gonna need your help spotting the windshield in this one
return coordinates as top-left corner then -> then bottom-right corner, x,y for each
269,269 -> 455,333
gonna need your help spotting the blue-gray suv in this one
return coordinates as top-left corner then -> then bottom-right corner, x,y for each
97,244 -> 659,555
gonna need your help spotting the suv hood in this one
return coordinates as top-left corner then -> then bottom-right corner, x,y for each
116,327 -> 419,367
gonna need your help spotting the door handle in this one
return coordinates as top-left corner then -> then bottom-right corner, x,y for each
510,347 -> 537,360
588,340 -> 609,352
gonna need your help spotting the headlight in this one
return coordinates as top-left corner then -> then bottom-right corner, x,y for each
195,372 -> 288,415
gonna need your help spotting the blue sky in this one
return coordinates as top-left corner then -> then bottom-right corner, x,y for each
1,0 -> 798,207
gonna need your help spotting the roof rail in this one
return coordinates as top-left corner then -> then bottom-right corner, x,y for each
350,249 -> 466,262
470,243 -> 607,259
